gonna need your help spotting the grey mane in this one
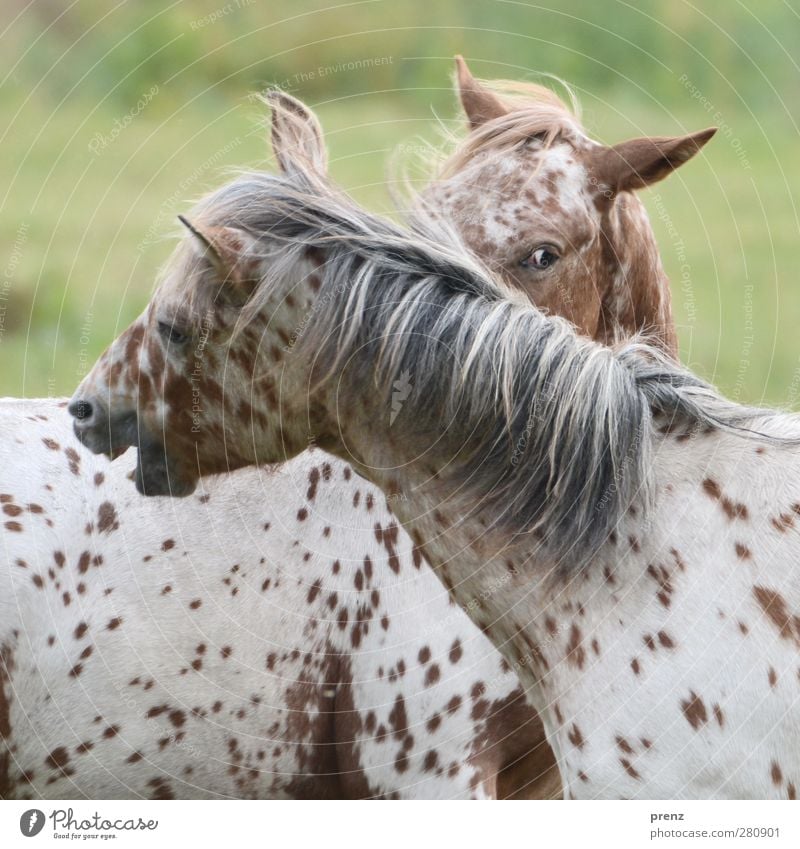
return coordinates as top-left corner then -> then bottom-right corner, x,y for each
186,169 -> 784,566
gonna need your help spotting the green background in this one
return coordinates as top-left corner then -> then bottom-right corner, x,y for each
2,0 -> 799,404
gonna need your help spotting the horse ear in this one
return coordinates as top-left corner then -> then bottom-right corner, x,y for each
178,215 -> 260,297
267,89 -> 328,176
595,127 -> 717,193
454,55 -> 508,130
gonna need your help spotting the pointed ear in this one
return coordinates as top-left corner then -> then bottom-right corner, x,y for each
454,55 -> 508,130
594,127 -> 717,193
178,215 -> 261,301
267,89 -> 328,176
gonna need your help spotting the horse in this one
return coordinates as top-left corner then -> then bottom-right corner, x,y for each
6,62 -> 713,799
423,56 -> 714,355
0,399 -> 553,799
70,123 -> 800,799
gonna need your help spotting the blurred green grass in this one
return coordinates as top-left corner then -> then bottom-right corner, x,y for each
1,0 -> 799,405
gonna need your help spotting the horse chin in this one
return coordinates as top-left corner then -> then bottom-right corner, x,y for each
134,445 -> 197,498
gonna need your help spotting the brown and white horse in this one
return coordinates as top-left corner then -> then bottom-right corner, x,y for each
70,108 -> 800,799
4,64 -> 712,799
425,57 -> 714,355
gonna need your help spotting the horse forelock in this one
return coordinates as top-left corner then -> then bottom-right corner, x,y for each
439,79 -> 587,179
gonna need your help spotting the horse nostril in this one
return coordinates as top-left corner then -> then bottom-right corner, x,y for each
69,399 -> 94,422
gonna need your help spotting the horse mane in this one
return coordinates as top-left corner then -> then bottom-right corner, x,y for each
178,169 -> 784,568
438,77 -> 587,179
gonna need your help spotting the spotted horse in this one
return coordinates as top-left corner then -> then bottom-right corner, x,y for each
6,63 -> 711,800
72,115 -> 800,799
0,399 -> 554,799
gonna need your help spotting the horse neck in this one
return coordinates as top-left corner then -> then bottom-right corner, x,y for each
323,383 -> 583,677
319,365 -> 798,795
600,193 -> 677,356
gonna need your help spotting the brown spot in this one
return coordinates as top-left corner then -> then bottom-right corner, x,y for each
107,617 -> 122,630
307,466 -> 320,501
566,624 -> 586,669
161,538 -> 175,551
169,709 -> 186,728
388,694 -> 409,740
735,542 -> 752,560
616,736 -> 634,755
97,501 -> 119,533
307,579 -> 322,604
64,447 -> 80,475
424,664 -> 441,687
657,631 -> 675,649
771,761 -> 783,786
45,746 -> 70,770
681,691 -> 708,730
768,667 -> 778,687
772,512 -> 795,533
753,585 -> 800,648
630,657 -> 640,675
620,758 -> 640,780
567,724 -> 585,750
148,776 -> 174,799
702,478 -> 749,520
443,695 -> 461,716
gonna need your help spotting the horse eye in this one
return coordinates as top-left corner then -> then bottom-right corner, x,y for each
157,320 -> 190,345
521,246 -> 559,270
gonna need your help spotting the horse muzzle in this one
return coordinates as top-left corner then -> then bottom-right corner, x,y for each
68,394 -> 198,497
68,396 -> 139,459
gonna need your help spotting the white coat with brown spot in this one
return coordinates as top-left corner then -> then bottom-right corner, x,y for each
0,399 -> 555,799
